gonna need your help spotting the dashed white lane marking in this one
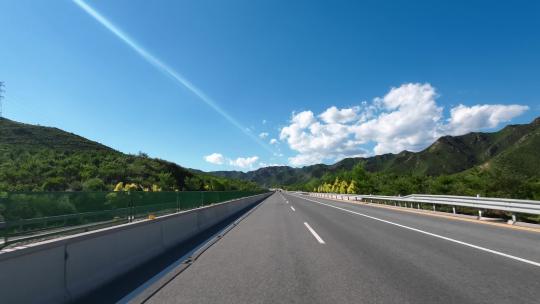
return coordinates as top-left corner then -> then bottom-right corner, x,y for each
293,194 -> 540,268
304,222 -> 325,244
290,206 -> 295,212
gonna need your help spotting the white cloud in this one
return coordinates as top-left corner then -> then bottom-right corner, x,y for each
280,111 -> 369,166
229,156 -> 259,169
262,119 -> 267,124
292,110 -> 316,128
204,153 -> 225,165
204,153 -> 260,169
259,132 -> 269,139
280,83 -> 528,166
288,153 -> 325,167
351,83 -> 443,154
444,104 -> 529,135
319,106 -> 359,124
269,138 -> 278,145
259,162 -> 284,167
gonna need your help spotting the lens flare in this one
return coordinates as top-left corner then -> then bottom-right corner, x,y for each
73,0 -> 270,152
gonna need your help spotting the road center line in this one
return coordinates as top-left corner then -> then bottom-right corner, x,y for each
290,206 -> 295,211
292,194 -> 540,268
304,222 -> 325,244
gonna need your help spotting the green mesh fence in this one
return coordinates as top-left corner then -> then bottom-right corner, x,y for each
0,190 -> 265,248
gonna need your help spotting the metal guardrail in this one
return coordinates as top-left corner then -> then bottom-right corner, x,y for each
309,192 -> 540,216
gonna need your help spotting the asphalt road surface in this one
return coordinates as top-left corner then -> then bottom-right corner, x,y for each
140,192 -> 540,304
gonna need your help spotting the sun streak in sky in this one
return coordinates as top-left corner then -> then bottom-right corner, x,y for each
73,0 -> 271,153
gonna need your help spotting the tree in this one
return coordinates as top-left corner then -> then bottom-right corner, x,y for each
157,172 -> 175,191
347,180 -> 358,194
82,178 -> 106,191
42,177 -> 66,191
184,176 -> 203,191
124,183 -> 139,192
114,182 -> 124,192
339,180 -> 348,194
351,164 -> 368,181
332,177 -> 341,193
322,183 -> 332,193
210,179 -> 225,191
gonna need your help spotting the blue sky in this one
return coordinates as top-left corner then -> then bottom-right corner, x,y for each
1,0 -> 539,171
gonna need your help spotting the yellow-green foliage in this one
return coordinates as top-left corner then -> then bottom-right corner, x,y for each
113,182 -> 124,192
322,183 -> 332,193
332,177 -> 341,192
347,180 -> 358,194
124,183 -> 139,192
339,180 -> 348,194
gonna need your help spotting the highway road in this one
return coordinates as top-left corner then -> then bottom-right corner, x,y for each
135,192 -> 540,303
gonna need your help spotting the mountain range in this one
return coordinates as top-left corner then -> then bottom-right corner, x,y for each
1,116 -> 539,192
211,117 -> 540,187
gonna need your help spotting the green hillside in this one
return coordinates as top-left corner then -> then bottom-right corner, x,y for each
212,166 -> 312,188
0,118 -> 261,192
487,118 -> 540,177
379,118 -> 540,176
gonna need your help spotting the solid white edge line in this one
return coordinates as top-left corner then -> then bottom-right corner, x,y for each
304,222 -> 325,244
290,206 -> 295,211
292,194 -> 540,268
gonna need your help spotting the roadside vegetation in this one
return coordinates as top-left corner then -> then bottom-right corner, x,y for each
0,147 -> 260,192
285,164 -> 540,201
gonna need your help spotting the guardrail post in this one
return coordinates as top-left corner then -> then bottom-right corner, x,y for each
478,210 -> 483,220
452,206 -> 456,214
417,203 -> 420,210
432,204 -> 436,211
511,213 -> 517,224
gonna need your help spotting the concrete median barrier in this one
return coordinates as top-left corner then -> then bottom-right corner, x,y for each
0,192 -> 271,303
161,212 -> 199,249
